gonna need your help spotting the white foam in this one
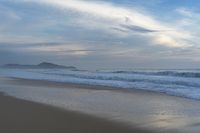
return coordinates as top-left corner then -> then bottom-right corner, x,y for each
1,68 -> 200,100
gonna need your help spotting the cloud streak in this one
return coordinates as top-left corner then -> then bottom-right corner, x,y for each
1,0 -> 200,69
17,0 -> 193,48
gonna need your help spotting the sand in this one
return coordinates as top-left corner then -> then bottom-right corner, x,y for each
0,92 -> 152,133
1,77 -> 200,133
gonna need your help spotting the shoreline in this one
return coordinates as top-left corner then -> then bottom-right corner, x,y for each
1,77 -> 200,132
3,77 -> 194,101
0,92 -> 150,133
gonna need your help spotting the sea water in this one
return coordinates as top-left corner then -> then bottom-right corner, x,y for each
0,68 -> 200,100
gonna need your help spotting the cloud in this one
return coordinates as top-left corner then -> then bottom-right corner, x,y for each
14,0 -> 193,48
20,43 -> 99,56
175,8 -> 200,47
0,4 -> 21,21
176,8 -> 196,18
0,0 -> 200,69
120,24 -> 160,33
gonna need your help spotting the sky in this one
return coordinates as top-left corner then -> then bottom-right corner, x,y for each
0,0 -> 200,70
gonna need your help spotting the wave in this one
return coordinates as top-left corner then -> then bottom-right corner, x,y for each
1,68 -> 200,100
40,72 -> 200,88
150,71 -> 200,78
111,70 -> 200,78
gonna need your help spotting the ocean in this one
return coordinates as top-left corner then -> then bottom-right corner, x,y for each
0,68 -> 200,100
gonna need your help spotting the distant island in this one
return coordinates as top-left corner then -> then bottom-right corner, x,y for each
2,62 -> 77,70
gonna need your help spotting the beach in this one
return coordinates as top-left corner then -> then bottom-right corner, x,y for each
1,0 -> 199,132
0,77 -> 200,133
0,92 -> 146,133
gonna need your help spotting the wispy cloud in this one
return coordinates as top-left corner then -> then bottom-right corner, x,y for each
175,7 -> 200,47
26,43 -> 94,56
1,0 -> 200,69
120,24 -> 161,33
16,0 -> 192,48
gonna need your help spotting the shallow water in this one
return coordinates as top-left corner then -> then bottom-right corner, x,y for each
1,68 -> 200,100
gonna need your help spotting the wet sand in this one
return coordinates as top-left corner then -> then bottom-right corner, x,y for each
1,77 -> 200,133
0,92 -> 152,133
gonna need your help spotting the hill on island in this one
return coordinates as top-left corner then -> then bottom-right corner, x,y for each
2,62 -> 77,70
